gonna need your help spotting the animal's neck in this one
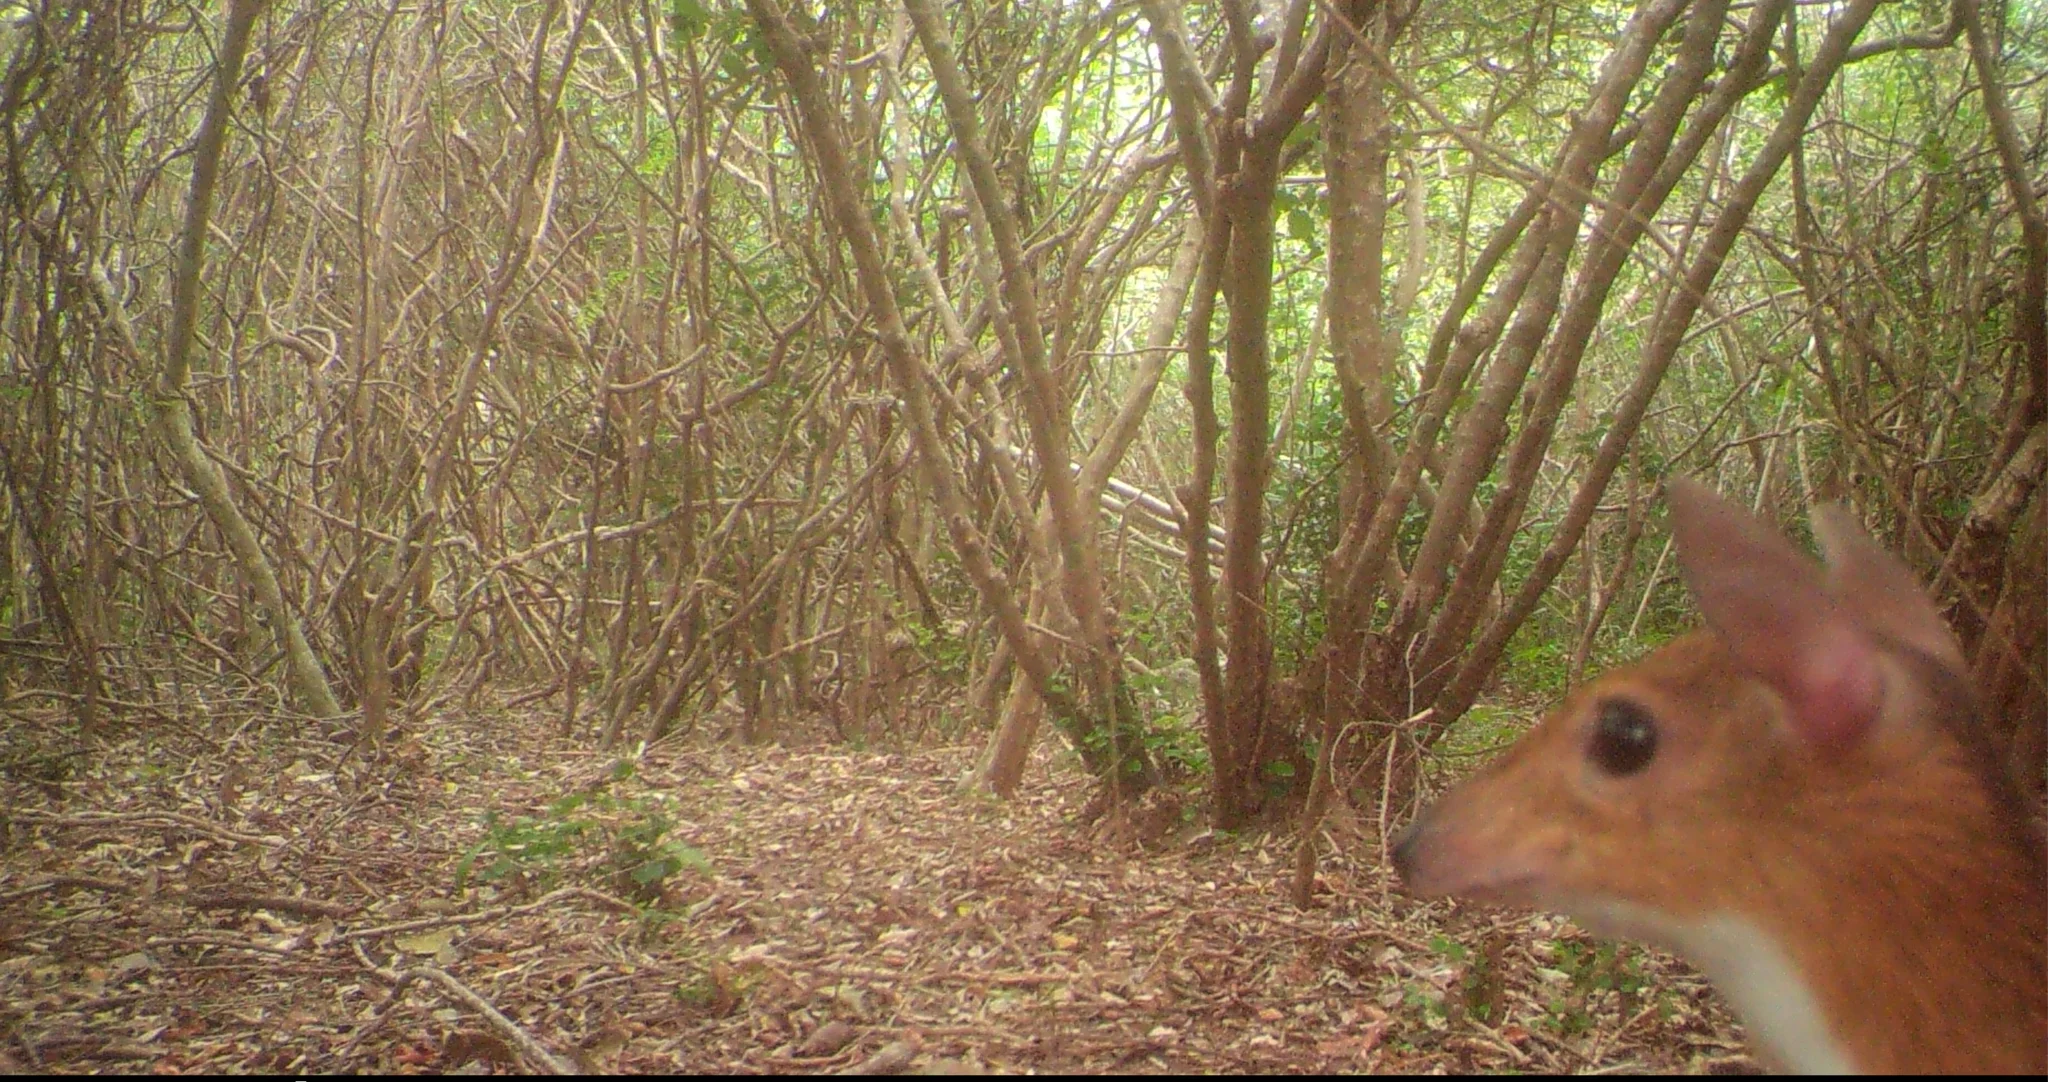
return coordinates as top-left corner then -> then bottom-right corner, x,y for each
1663,915 -> 1852,1074
1577,775 -> 2047,1074
1712,813 -> 2046,1074
1721,656 -> 2048,1073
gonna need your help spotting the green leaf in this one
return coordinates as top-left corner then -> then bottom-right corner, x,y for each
632,860 -> 671,885
670,0 -> 710,41
1287,207 -> 1314,242
1919,130 -> 1951,172
720,48 -> 753,81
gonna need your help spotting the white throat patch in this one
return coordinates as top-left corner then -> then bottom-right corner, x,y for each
1567,900 -> 1858,1075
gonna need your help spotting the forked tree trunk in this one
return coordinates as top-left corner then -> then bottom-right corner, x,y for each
1152,0 -> 1327,828
901,0 -> 1153,797
1431,0 -> 1883,727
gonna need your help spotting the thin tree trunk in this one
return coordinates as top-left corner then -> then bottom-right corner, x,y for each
1941,0 -> 2048,735
746,0 -> 1090,780
1297,0 -> 1393,907
136,0 -> 342,722
903,0 -> 1158,795
1413,0 -> 1750,697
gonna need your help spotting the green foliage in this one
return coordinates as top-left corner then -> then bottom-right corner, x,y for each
664,0 -> 769,82
1430,933 -> 1498,1023
668,0 -> 711,41
1403,982 -> 1451,1023
456,807 -> 585,892
455,760 -> 710,905
1539,939 -> 1660,1036
1265,379 -> 1346,667
1552,939 -> 1646,999
1124,660 -> 1207,776
1149,715 -> 1210,776
1276,185 -> 1324,257
906,620 -> 970,684
1121,602 -> 1191,673
1433,703 -> 1524,772
1408,933 -> 1499,1026
1064,674 -> 1163,782
1501,621 -> 1569,699
673,972 -> 720,1007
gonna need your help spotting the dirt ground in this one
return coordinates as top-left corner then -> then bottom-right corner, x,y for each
0,697 -> 1760,1074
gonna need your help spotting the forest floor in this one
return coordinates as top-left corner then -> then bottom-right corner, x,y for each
0,693 -> 1759,1074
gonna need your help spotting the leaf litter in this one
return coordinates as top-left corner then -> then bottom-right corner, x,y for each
0,700 -> 1760,1073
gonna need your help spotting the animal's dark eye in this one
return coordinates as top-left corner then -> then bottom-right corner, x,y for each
1589,698 -> 1658,776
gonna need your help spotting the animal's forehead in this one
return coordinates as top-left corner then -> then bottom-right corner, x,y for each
1531,635 -> 1785,762
1618,631 -> 1739,683
1559,634 -> 1761,734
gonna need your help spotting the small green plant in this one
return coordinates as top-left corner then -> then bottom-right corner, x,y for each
1430,934 -> 1498,1023
609,797 -> 712,900
1502,624 -> 1571,698
1149,714 -> 1210,775
906,620 -> 970,683
455,803 -> 591,893
1538,939 -> 1652,1037
933,706 -> 969,740
1436,704 -> 1523,762
1123,662 -> 1208,777
455,760 -> 709,905
1543,997 -> 1596,1038
1553,939 -> 1647,998
674,973 -> 719,1008
672,963 -> 747,1016
1402,984 -> 1449,1022
1066,679 -> 1158,783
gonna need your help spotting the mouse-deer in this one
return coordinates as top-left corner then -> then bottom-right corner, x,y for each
1392,478 -> 2046,1074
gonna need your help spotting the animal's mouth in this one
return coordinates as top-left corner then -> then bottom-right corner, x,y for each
1401,861 -> 1548,908
1446,872 -> 1545,908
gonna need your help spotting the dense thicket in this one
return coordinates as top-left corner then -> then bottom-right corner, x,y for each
2,0 -> 2040,838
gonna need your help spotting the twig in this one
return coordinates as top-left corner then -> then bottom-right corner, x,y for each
0,875 -> 128,903
414,964 -> 578,1074
335,942 -> 420,1064
187,891 -> 358,919
148,933 -> 303,957
340,885 -> 633,941
1464,1016 -> 1533,1067
11,809 -> 286,848
347,941 -> 577,1073
806,961 -> 1065,987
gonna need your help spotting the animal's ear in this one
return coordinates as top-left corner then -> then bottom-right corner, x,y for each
1665,478 -> 1883,748
1809,503 -> 1964,670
